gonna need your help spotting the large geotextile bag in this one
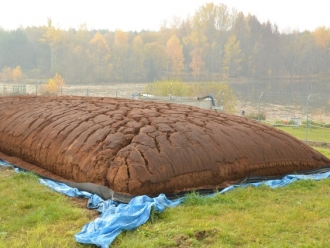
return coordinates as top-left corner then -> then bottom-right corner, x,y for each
0,96 -> 329,196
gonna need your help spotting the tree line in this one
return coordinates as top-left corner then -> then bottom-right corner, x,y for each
0,2 -> 329,84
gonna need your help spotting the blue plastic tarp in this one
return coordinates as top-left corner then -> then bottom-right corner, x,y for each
38,178 -> 182,247
219,171 -> 330,194
38,178 -> 93,199
39,178 -> 182,248
0,160 -> 182,247
1,159 -> 330,247
0,159 -> 12,167
75,194 -> 181,248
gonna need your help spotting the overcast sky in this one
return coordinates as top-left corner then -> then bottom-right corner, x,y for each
0,0 -> 329,32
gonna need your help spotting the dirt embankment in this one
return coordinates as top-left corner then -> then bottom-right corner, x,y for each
0,96 -> 329,196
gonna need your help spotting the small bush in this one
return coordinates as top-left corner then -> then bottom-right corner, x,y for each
40,73 -> 65,96
245,111 -> 266,121
143,80 -> 237,113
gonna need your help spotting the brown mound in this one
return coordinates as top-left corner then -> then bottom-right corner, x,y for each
0,96 -> 329,196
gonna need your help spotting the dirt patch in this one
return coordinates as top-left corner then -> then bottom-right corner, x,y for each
172,229 -> 219,247
0,166 -> 9,171
0,95 -> 329,196
0,166 -> 14,179
173,234 -> 189,247
194,228 -> 219,241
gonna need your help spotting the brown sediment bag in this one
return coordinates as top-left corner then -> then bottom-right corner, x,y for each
0,95 -> 329,196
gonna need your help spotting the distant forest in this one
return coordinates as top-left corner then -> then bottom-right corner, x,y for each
0,2 -> 329,84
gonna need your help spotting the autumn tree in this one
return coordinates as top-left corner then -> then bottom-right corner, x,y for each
192,3 -> 218,75
0,67 -> 12,82
238,17 -> 281,79
183,23 -> 207,79
90,31 -> 110,81
113,29 -> 131,81
166,34 -> 184,77
2,2 -> 330,82
189,47 -> 204,80
131,35 -> 145,80
144,42 -> 167,81
222,35 -> 243,78
0,66 -> 23,82
231,12 -> 249,76
61,24 -> 94,83
191,3 -> 237,75
12,66 -> 23,81
314,27 -> 330,48
256,21 -> 280,78
0,30 -> 33,71
39,18 -> 63,73
313,27 -> 330,75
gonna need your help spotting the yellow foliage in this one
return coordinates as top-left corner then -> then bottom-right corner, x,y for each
90,31 -> 109,50
166,35 -> 184,74
40,73 -> 65,95
1,67 -> 13,81
12,66 -> 23,81
47,79 -> 58,93
314,27 -> 330,48
222,35 -> 242,78
132,36 -> 143,49
0,66 -> 24,82
39,18 -> 62,46
114,29 -> 128,46
53,73 -> 65,88
189,47 -> 205,78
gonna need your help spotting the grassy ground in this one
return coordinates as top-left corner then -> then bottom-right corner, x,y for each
314,147 -> 330,158
0,128 -> 330,247
113,180 -> 330,247
0,169 -> 96,248
275,125 -> 330,143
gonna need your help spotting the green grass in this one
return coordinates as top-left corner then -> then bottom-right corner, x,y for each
113,180 -> 330,247
276,125 -> 330,143
314,147 -> 330,158
0,147 -> 330,247
0,170 -> 96,248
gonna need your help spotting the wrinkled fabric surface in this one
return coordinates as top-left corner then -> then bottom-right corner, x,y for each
2,159 -> 330,247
